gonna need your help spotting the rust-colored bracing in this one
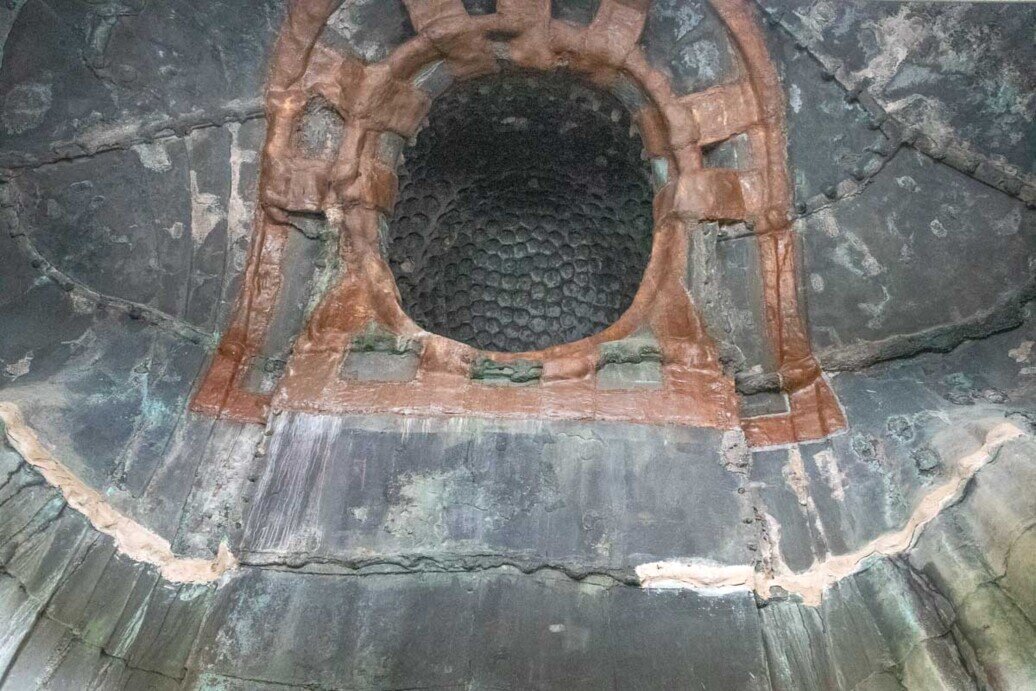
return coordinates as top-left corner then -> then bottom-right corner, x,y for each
191,0 -> 846,446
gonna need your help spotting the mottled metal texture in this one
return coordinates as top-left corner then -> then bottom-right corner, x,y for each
189,0 -> 845,446
2,1 -> 1035,688
3,337 -> 1036,688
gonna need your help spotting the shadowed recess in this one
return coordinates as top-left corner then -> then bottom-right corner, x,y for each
386,71 -> 654,353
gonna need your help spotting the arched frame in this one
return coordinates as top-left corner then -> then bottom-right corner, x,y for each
191,0 -> 846,447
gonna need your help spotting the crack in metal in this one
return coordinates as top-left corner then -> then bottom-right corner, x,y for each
0,402 -> 235,584
637,420 -> 1026,607
0,104 -> 265,174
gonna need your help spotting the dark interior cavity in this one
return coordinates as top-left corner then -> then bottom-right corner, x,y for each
386,71 -> 655,353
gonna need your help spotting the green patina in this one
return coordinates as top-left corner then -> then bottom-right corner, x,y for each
597,340 -> 662,369
350,323 -> 421,356
470,357 -> 543,384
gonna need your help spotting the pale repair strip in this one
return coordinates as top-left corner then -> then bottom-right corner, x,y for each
637,421 -> 1025,606
0,402 -> 236,584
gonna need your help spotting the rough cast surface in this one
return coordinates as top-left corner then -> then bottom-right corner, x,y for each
0,0 -> 1034,689
388,71 -> 653,352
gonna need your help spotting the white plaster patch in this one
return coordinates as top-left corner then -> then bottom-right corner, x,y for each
783,448 -> 830,547
809,273 -> 825,293
813,208 -> 840,238
812,449 -> 846,501
1009,341 -> 1033,364
671,4 -> 705,35
887,94 -> 956,148
850,8 -> 929,94
689,40 -> 722,83
859,285 -> 891,329
131,141 -> 173,172
783,448 -> 811,508
2,352 -> 32,380
832,230 -> 884,278
895,175 -> 920,192
638,420 -> 1025,607
189,170 -> 227,243
789,84 -> 803,114
69,291 -> 95,315
0,402 -> 236,583
227,122 -> 258,247
636,559 -> 756,596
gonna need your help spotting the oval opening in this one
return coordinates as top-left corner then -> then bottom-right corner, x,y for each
386,70 -> 654,353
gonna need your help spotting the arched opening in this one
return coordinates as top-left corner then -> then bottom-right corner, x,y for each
386,71 -> 654,353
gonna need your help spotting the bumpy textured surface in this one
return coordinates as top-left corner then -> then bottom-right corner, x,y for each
387,72 -> 654,353
1,1 -> 1035,689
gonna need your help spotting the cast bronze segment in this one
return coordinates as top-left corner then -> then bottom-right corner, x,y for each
708,0 -> 846,444
191,0 -> 845,446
